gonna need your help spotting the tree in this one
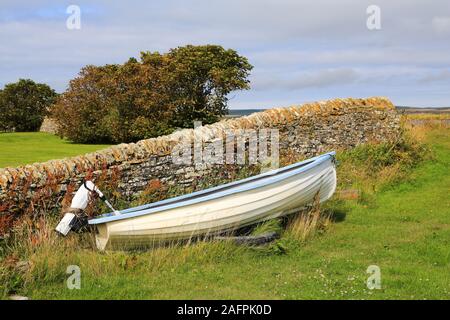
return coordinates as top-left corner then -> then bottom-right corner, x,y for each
146,45 -> 253,128
52,61 -> 174,144
0,79 -> 57,132
51,64 -> 121,143
0,89 -> 3,131
51,45 -> 253,143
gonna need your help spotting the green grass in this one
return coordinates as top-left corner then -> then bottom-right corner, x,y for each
1,126 -> 449,299
0,132 -> 110,168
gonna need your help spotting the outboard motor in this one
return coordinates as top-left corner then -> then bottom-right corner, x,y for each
56,181 -> 120,236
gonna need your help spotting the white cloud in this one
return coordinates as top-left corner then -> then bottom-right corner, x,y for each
251,48 -> 450,69
419,69 -> 450,83
252,68 -> 359,91
432,16 -> 450,34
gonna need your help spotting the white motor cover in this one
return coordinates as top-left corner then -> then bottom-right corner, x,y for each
70,181 -> 104,210
55,213 -> 76,236
56,181 -> 111,236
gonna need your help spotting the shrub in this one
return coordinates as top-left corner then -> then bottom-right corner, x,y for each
335,127 -> 430,194
340,129 -> 428,173
0,79 -> 57,132
51,45 -> 253,143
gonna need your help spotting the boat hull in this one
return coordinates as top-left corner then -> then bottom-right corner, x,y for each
90,153 -> 337,250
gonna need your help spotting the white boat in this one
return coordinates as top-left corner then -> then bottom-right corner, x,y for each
88,152 -> 337,250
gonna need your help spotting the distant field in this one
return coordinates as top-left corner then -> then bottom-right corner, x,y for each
0,132 -> 111,168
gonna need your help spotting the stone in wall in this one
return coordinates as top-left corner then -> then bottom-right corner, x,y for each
39,117 -> 59,134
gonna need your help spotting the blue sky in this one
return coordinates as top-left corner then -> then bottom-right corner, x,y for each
1,0 -> 449,109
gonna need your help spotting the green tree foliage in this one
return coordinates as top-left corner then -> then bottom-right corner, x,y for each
162,45 -> 253,128
51,45 -> 253,144
0,79 -> 57,132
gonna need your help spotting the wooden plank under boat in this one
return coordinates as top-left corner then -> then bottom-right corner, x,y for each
88,152 -> 337,250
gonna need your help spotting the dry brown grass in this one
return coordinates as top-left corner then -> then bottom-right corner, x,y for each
402,115 -> 449,143
285,197 -> 333,242
403,113 -> 450,120
0,213 -> 247,298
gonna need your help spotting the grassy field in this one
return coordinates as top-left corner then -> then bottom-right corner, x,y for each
0,132 -> 110,168
1,123 -> 449,300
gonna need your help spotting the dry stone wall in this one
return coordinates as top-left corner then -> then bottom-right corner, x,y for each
0,97 -> 400,226
39,117 -> 59,134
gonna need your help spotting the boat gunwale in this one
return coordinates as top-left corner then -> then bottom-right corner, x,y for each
89,151 -> 336,225
122,151 -> 336,214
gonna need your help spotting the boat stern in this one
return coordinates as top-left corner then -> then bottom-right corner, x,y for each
94,224 -> 110,251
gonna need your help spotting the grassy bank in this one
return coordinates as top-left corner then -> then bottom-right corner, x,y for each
1,122 -> 449,299
0,132 -> 110,168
